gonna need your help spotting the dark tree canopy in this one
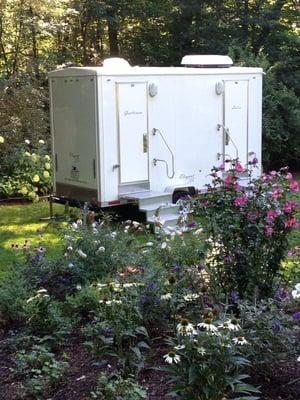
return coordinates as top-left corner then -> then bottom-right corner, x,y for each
0,0 -> 299,169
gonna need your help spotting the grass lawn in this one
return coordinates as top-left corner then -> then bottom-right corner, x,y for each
0,201 -> 68,279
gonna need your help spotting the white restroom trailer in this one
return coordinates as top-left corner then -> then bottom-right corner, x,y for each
49,56 -> 263,225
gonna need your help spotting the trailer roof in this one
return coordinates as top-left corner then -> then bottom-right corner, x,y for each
49,66 -> 263,77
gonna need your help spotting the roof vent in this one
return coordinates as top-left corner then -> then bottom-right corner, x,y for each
181,55 -> 233,68
102,57 -> 131,68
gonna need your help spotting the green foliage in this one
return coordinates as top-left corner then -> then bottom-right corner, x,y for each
25,288 -> 72,337
91,371 -> 147,400
230,46 -> 300,170
0,138 -> 52,200
163,315 -> 259,400
0,74 -> 49,165
12,344 -> 69,399
82,281 -> 149,372
0,271 -> 30,328
239,299 -> 299,368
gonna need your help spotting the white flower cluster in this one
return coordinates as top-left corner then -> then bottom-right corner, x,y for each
26,288 -> 49,304
164,317 -> 248,365
292,283 -> 300,299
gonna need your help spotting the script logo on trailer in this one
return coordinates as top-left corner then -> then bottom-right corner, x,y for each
124,110 -> 143,117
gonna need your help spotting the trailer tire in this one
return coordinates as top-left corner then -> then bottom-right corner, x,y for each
172,190 -> 189,204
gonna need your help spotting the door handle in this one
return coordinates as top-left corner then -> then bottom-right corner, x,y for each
143,133 -> 148,153
225,130 -> 230,146
113,164 -> 120,171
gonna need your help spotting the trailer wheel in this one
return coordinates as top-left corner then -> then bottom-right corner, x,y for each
173,190 -> 189,204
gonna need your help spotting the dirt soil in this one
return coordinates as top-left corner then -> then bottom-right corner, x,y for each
0,336 -> 299,400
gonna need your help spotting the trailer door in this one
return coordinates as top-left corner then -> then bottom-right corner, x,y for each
117,82 -> 149,184
224,80 -> 248,166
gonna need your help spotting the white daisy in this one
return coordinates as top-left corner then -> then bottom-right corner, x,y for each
292,283 -> 300,299
183,293 -> 200,302
196,346 -> 206,355
198,319 -> 218,333
163,351 -> 181,364
77,249 -> 87,259
174,344 -> 185,350
220,319 -> 241,331
96,246 -> 105,253
97,283 -> 108,289
36,288 -> 48,294
233,336 -> 248,346
177,319 -> 197,336
297,356 -> 300,362
161,293 -> 173,300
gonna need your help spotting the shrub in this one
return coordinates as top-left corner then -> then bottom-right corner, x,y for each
0,138 -> 52,200
25,288 -> 72,337
0,271 -> 30,329
163,315 -> 259,400
82,281 -> 149,372
91,371 -> 147,400
63,224 -> 138,280
193,159 -> 299,298
12,345 -> 68,399
25,248 -> 84,300
238,299 -> 299,369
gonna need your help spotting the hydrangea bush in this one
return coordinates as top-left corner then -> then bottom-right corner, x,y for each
193,158 -> 299,298
0,137 -> 52,201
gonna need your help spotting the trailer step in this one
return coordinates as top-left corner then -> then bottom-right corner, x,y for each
119,191 -> 180,228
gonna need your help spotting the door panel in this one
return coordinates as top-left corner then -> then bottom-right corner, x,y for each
224,80 -> 248,166
117,82 -> 148,184
52,77 -> 97,189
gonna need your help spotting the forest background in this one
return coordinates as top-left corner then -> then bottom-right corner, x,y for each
0,0 -> 299,173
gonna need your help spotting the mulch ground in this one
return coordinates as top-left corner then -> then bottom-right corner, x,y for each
0,335 -> 299,400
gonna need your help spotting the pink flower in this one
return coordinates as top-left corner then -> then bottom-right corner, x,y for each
284,217 -> 299,229
235,162 -> 245,173
290,180 -> 299,192
261,174 -> 271,183
218,163 -> 225,171
286,172 -> 293,180
272,190 -> 282,200
265,226 -> 273,236
234,194 -> 248,207
266,209 -> 279,224
224,175 -> 236,187
234,182 -> 241,191
283,201 -> 298,213
270,170 -> 277,177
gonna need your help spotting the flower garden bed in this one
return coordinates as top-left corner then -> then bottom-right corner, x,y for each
0,160 -> 299,400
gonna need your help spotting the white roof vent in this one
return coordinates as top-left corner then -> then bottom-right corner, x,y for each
181,55 -> 233,68
102,57 -> 131,69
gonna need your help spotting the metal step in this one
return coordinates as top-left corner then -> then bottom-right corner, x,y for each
120,191 -> 180,227
140,203 -> 180,221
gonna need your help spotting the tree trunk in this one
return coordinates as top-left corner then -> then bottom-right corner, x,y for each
107,16 -> 119,56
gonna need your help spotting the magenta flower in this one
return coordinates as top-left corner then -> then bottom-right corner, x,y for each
224,175 -> 236,187
234,182 -> 241,191
235,162 -> 245,173
265,226 -> 273,236
272,190 -> 282,200
290,180 -> 299,192
266,209 -> 279,224
283,201 -> 298,213
234,194 -> 248,207
218,163 -> 225,171
284,217 -> 299,229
